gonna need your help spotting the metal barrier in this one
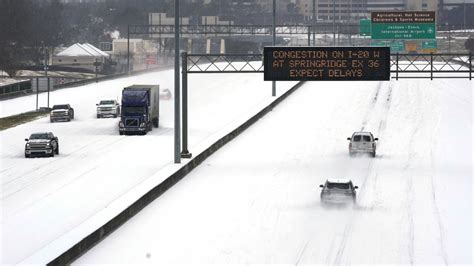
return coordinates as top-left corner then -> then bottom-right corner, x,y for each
392,53 -> 472,80
184,53 -> 473,78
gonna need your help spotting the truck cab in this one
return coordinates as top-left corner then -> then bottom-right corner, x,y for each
119,85 -> 159,135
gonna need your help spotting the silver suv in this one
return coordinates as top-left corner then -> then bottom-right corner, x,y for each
347,132 -> 378,157
320,179 -> 358,206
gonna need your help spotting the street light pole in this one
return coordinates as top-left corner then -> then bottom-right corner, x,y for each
174,0 -> 181,164
44,47 -> 50,108
312,0 -> 316,45
333,0 -> 336,46
272,0 -> 276,97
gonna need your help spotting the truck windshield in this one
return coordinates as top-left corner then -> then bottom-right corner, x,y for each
122,106 -> 145,115
30,133 -> 49,139
53,105 -> 68,110
99,100 -> 115,105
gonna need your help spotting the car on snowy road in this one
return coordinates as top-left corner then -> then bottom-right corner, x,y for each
50,104 -> 74,122
347,131 -> 378,157
320,179 -> 358,206
159,88 -> 172,100
24,132 -> 59,158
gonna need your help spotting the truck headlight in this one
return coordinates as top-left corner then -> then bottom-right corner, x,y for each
140,122 -> 145,127
119,121 -> 124,127
26,143 -> 30,148
46,143 -> 51,147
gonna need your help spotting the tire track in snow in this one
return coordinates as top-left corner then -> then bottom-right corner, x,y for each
1,136 -> 126,200
2,128 -> 174,217
331,81 -> 394,265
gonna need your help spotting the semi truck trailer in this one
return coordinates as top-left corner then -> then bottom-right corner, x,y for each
119,85 -> 159,135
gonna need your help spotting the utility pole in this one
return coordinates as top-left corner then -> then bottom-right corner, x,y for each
312,0 -> 316,45
333,0 -> 336,46
174,0 -> 181,164
272,0 -> 276,96
44,46 -> 50,108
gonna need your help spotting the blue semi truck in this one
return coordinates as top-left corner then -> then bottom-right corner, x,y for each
119,85 -> 159,135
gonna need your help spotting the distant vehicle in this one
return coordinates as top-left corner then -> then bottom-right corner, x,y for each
50,104 -> 74,122
159,88 -> 172,100
119,85 -> 159,135
96,99 -> 120,118
347,132 -> 378,157
320,179 -> 358,206
24,132 -> 59,158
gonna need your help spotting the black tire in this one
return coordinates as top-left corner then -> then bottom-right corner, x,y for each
55,145 -> 59,155
372,152 -> 376,158
50,151 -> 54,157
97,114 -> 100,118
119,131 -> 123,135
25,154 -> 29,158
50,119 -> 54,123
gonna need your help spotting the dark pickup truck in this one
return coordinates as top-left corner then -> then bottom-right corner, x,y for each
25,132 -> 59,158
50,104 -> 74,122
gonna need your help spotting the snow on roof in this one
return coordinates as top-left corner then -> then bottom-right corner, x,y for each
83,43 -> 109,57
56,43 -> 108,57
0,78 -> 29,87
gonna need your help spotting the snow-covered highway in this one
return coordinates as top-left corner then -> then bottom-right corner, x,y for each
75,78 -> 472,264
0,69 -> 297,264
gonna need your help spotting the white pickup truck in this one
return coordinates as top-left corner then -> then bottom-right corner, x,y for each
96,100 -> 120,118
347,131 -> 378,157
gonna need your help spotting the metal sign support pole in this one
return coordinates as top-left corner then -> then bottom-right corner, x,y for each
272,0 -> 276,97
307,26 -> 311,46
45,50 -> 50,108
470,53 -> 472,80
312,0 -> 316,45
333,0 -> 336,46
36,78 -> 39,111
181,52 -> 191,158
174,0 -> 181,164
127,25 -> 130,74
396,53 -> 399,80
430,53 -> 433,80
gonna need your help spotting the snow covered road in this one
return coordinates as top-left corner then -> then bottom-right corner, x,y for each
75,79 -> 472,264
0,69 -> 297,264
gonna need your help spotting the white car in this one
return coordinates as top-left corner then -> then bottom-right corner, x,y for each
347,132 -> 378,157
96,100 -> 120,118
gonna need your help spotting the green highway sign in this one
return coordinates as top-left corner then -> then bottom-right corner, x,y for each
421,40 -> 437,49
371,23 -> 435,39
371,40 -> 405,53
371,11 -> 436,40
359,19 -> 371,36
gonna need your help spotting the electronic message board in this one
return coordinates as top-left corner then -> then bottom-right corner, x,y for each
264,47 -> 390,81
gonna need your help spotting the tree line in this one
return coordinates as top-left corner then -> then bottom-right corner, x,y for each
0,0 -> 266,77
